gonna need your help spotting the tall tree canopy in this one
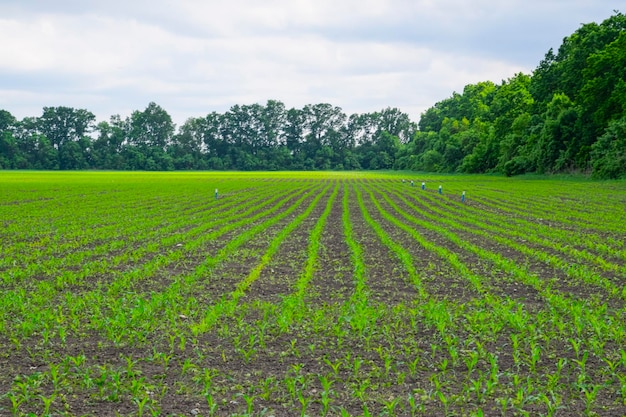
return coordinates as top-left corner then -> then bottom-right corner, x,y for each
402,11 -> 626,178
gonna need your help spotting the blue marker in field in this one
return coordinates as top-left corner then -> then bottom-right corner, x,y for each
410,180 -> 414,187
215,188 -> 219,200
461,191 -> 466,203
421,182 -> 426,190
438,185 -> 443,194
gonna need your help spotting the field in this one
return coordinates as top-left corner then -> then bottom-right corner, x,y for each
0,171 -> 625,417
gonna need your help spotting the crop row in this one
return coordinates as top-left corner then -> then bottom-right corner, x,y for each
0,172 -> 624,416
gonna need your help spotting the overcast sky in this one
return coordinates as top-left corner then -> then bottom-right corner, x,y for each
0,1 -> 619,127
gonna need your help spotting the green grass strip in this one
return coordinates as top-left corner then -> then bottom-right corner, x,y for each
275,181 -> 340,328
343,184 -> 368,303
352,184 -> 428,300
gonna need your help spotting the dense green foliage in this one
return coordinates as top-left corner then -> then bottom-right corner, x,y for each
404,11 -> 626,178
1,12 -> 624,177
0,102 -> 415,172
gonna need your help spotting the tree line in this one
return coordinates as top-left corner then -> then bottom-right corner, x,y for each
1,11 -> 624,178
404,11 -> 626,178
0,102 -> 414,172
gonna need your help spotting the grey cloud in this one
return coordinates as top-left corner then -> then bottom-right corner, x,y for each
0,0 -> 619,126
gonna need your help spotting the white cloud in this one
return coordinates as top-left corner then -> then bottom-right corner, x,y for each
0,0 -> 618,126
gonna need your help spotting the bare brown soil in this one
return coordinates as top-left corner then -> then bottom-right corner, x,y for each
1,178 -> 624,417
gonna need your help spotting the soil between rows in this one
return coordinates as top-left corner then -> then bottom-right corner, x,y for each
0,178 -> 624,417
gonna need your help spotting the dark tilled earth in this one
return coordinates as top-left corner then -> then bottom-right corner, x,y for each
1,184 -> 624,416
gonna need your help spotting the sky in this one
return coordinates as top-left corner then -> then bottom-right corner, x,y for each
0,1 -> 620,128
